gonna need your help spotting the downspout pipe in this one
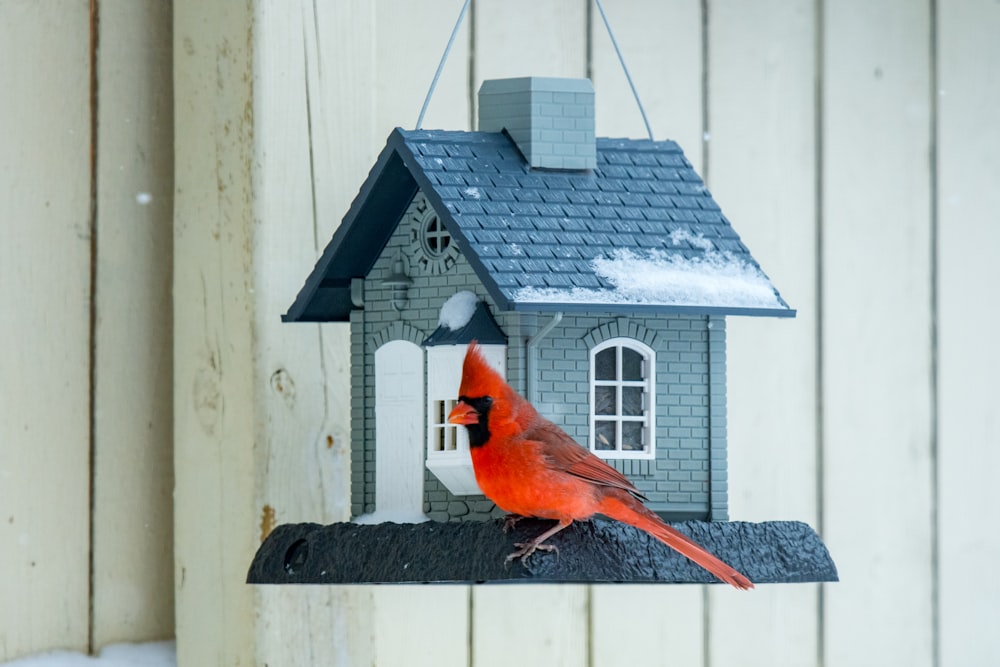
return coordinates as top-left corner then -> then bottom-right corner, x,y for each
526,312 -> 563,404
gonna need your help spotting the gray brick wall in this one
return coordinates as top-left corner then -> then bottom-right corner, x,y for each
544,314 -> 721,520
708,316 -> 728,521
350,190 -> 728,522
352,196 -> 503,522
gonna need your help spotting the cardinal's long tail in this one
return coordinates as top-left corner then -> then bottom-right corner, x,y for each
598,493 -> 754,590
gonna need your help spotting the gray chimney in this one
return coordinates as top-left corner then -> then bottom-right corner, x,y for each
478,77 -> 596,170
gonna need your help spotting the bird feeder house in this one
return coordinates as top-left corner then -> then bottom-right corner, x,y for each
248,77 -> 837,586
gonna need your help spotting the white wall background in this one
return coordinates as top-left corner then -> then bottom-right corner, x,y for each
2,1 -> 997,666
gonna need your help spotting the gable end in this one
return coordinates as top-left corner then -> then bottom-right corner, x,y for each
284,138 -> 419,322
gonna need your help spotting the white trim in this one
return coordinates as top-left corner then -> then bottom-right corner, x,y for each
424,343 -> 506,495
374,340 -> 428,513
588,337 -> 656,460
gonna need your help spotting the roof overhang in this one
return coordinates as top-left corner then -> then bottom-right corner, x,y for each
505,301 -> 796,318
283,137 -> 418,322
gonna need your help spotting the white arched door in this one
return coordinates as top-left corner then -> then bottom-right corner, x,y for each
374,340 -> 425,515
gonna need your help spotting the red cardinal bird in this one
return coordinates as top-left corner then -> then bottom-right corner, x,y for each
448,343 -> 753,590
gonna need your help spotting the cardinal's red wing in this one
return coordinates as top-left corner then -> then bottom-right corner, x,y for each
526,418 -> 646,499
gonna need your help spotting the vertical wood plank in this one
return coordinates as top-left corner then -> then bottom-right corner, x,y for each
473,585 -> 589,667
302,0 -> 380,238
591,0 -> 703,155
252,2 -> 474,665
590,3 -> 707,665
0,3 -> 93,660
251,3 -> 361,663
91,0 -> 175,648
471,6 -> 590,666
591,585 -> 704,666
257,586 -> 376,666
371,4 -> 475,665
822,2 -> 934,665
172,1 -> 257,664
707,2 -> 820,665
251,0 -> 357,547
371,588 -> 470,667
375,0 -> 471,133
937,1 -> 1000,664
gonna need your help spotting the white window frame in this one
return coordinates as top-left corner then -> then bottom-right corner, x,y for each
425,343 -> 506,495
588,337 -> 655,460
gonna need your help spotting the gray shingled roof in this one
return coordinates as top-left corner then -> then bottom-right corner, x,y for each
284,128 -> 794,322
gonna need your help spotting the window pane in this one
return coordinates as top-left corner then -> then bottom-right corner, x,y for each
595,421 -> 616,450
622,386 -> 644,416
595,386 -> 616,415
595,347 -> 616,380
621,347 -> 643,380
622,422 -> 644,451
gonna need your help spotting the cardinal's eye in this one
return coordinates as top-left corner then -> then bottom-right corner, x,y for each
458,395 -> 493,414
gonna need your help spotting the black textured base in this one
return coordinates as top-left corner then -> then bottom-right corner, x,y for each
247,518 -> 837,585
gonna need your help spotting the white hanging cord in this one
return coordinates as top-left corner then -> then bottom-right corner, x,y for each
593,0 -> 654,141
416,0 -> 471,130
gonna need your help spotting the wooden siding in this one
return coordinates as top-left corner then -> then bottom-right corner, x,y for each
91,0 -> 176,649
1,0 -> 998,665
0,0 -> 174,661
0,2 -> 93,659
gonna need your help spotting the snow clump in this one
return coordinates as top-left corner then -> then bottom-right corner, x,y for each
438,290 -> 479,330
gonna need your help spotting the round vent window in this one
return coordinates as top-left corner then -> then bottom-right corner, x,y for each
406,192 -> 460,275
421,213 -> 451,258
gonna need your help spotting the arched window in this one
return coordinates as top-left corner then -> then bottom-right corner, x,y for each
589,338 -> 655,459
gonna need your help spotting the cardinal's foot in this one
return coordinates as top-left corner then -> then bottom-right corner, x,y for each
505,541 -> 558,565
502,514 -> 524,533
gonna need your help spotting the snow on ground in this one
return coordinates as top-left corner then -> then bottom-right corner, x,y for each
1,641 -> 175,667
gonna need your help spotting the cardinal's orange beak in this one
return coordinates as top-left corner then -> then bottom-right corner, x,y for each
448,401 -> 479,425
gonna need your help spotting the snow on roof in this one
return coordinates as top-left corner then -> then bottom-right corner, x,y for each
515,247 -> 784,310
438,290 -> 479,330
